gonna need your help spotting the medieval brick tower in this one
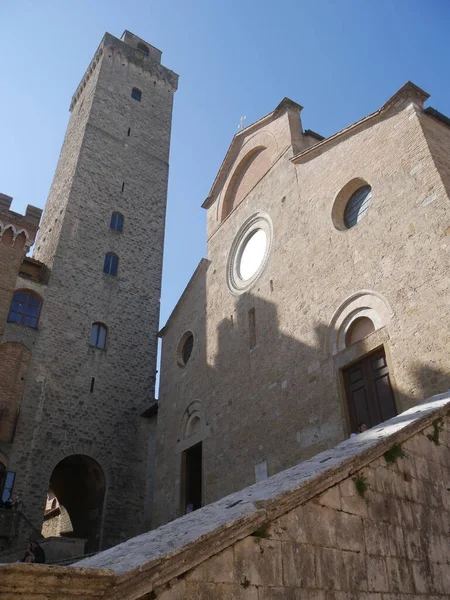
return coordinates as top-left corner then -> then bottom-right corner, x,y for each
5,31 -> 178,550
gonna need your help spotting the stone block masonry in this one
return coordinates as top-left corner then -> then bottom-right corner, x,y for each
3,30 -> 178,551
1,394 -> 448,598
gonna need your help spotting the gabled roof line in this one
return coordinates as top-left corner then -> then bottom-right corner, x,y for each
291,81 -> 430,164
158,258 -> 210,337
202,97 -> 303,209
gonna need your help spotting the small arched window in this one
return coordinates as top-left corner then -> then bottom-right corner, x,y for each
131,87 -> 142,101
137,42 -> 149,56
103,253 -> 119,276
110,212 -> 124,233
90,323 -> 107,349
7,290 -> 42,328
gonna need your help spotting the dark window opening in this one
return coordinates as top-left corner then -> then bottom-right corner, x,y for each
131,87 -> 142,101
110,212 -> 124,233
7,290 -> 42,328
90,323 -> 107,349
248,307 -> 256,349
137,42 -> 149,56
182,334 -> 194,364
103,253 -> 118,276
1,471 -> 15,503
121,182 -> 125,192
344,185 -> 372,229
182,443 -> 202,514
127,128 -> 131,136
90,377 -> 95,393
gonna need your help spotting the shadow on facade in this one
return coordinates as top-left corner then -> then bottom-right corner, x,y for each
156,263 -> 450,524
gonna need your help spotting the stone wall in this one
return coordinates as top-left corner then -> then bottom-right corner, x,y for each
1,396 -> 448,599
155,83 -> 450,526
152,410 -> 450,599
4,32 -> 178,549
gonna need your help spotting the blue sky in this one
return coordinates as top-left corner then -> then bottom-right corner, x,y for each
1,0 -> 450,327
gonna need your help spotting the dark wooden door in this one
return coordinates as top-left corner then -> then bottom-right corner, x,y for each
343,348 -> 397,433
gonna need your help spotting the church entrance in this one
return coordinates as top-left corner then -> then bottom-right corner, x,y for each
45,455 -> 105,553
181,442 -> 202,515
343,347 -> 397,433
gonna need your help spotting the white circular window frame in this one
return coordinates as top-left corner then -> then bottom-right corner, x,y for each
227,213 -> 273,294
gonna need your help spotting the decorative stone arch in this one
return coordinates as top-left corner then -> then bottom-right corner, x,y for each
176,401 -> 210,453
326,290 -> 393,356
218,130 -> 278,222
0,223 -> 30,247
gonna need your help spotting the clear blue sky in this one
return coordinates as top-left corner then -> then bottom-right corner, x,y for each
1,0 -> 450,327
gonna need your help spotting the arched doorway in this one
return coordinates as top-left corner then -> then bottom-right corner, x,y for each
46,455 -> 105,552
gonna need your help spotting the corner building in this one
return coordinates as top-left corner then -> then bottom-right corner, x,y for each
3,31 -> 178,550
154,84 -> 450,526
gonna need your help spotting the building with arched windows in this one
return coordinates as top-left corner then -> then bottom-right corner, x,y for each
153,83 -> 450,526
1,30 -> 450,566
0,30 -> 178,554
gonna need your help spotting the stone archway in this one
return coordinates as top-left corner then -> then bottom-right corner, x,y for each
46,455 -> 105,552
326,290 -> 393,356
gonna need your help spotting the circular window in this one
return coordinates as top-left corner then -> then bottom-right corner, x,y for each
227,213 -> 273,294
343,185 -> 372,229
238,229 -> 267,280
177,332 -> 194,367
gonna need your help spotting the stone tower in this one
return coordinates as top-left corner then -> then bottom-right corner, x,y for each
6,31 -> 178,550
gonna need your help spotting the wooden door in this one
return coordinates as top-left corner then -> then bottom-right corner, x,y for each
343,348 -> 397,433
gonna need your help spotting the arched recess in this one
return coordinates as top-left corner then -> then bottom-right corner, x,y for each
326,290 -> 393,356
221,146 -> 268,220
177,400 -> 209,448
46,455 -> 105,553
0,342 -> 31,442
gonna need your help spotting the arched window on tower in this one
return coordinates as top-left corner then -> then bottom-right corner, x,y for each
7,290 -> 42,328
90,323 -> 107,349
103,253 -> 119,276
110,212 -> 124,233
137,42 -> 149,56
131,87 -> 142,101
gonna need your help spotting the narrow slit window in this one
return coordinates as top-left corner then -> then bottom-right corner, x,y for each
103,253 -> 119,276
127,128 -> 131,136
248,307 -> 256,349
90,323 -> 107,349
121,182 -> 125,192
131,87 -> 142,101
110,212 -> 124,233
90,377 -> 95,393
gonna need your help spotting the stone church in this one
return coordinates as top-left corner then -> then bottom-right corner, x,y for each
1,29 -> 450,561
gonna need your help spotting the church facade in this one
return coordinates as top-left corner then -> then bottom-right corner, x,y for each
153,83 -> 450,526
1,29 -> 450,554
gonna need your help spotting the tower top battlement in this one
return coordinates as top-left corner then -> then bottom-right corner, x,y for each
70,30 -> 178,111
120,30 -> 162,64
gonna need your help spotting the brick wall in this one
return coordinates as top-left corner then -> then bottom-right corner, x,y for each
0,342 -> 31,442
0,229 -> 27,338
